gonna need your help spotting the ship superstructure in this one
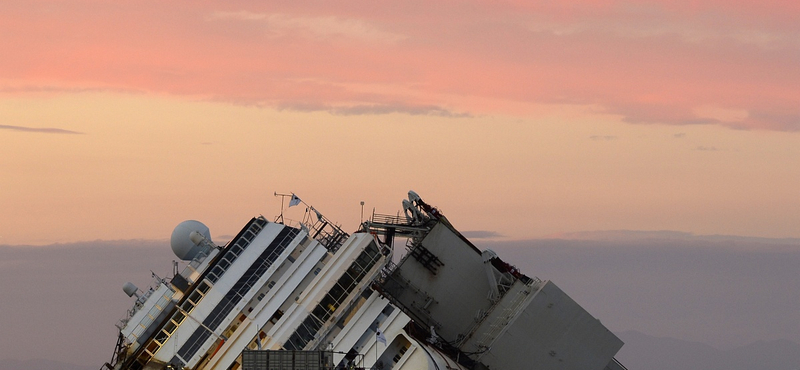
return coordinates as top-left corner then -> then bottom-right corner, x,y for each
103,192 -> 625,370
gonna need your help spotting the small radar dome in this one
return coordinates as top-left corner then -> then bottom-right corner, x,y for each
171,220 -> 213,261
123,282 -> 139,298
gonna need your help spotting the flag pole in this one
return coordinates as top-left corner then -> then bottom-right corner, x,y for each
274,192 -> 288,223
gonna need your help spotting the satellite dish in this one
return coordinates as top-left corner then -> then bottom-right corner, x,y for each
171,220 -> 213,261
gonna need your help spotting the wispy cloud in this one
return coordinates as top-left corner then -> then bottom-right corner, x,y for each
461,230 -> 503,239
277,102 -> 470,117
747,111 -> 800,131
693,105 -> 749,123
210,11 -> 407,43
0,124 -> 83,135
331,104 -> 469,117
590,135 -> 618,141
525,16 -> 800,50
0,84 -> 145,95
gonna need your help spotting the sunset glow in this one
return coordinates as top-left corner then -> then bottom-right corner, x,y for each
2,0 -> 799,244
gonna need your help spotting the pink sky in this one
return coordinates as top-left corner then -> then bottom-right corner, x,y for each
1,0 -> 799,244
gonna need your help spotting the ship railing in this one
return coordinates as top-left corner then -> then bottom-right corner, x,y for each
282,216 -> 349,253
370,212 -> 410,226
280,218 -> 304,230
309,210 -> 348,252
364,213 -> 432,244
115,312 -> 132,331
188,253 -> 205,269
117,281 -> 157,326
527,275 -> 544,288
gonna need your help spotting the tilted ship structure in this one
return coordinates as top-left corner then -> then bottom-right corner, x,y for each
102,191 -> 626,370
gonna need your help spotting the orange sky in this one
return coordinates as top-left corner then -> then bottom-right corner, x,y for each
1,0 -> 799,245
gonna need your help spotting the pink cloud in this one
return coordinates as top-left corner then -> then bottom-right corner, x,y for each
1,0 -> 798,130
0,124 -> 83,134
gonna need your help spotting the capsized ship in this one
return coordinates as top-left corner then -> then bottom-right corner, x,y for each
102,191 -> 626,370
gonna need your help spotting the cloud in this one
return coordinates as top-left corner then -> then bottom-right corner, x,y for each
747,110 -> 800,131
277,102 -> 471,117
547,229 -> 800,245
460,230 -> 503,239
0,84 -> 140,95
693,105 -> 749,123
1,1 -> 798,130
602,101 -> 795,131
209,11 -> 407,43
608,103 -> 718,126
331,104 -> 470,117
524,10 -> 800,50
589,135 -> 617,141
0,124 -> 83,134
546,229 -> 695,241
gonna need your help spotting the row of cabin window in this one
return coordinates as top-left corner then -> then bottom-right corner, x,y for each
283,242 -> 382,350
176,228 -> 300,362
206,224 -> 258,283
136,221 -> 268,366
149,280 -> 211,350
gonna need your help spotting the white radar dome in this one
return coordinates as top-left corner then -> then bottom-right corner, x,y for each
123,282 -> 139,298
170,220 -> 213,261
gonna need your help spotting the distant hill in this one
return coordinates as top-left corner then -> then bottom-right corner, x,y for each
615,331 -> 800,370
2,332 -> 798,370
547,230 -> 800,245
0,358 -> 94,370
4,235 -> 800,367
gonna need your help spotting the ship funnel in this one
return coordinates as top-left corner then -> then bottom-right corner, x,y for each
123,282 -> 140,298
